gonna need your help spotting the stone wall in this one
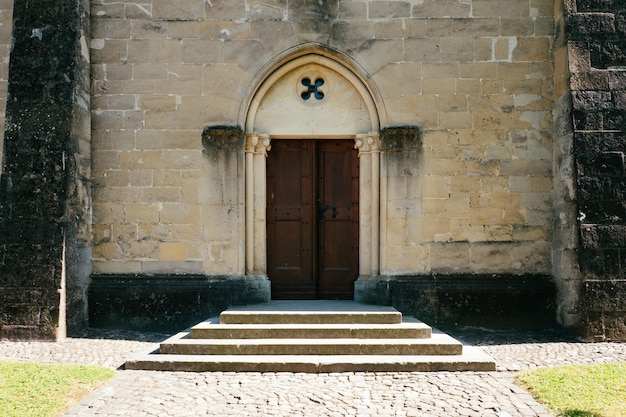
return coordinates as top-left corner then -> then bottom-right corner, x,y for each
84,0 -> 559,329
565,0 -> 626,341
0,0 -> 91,340
0,0 -> 12,169
90,0 -> 555,278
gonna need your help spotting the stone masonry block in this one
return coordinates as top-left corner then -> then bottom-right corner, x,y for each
440,37 -> 473,62
568,12 -> 616,40
412,0 -> 471,18
160,242 -> 188,261
423,79 -> 456,95
182,40 -> 223,64
142,187 -> 181,203
452,18 -> 501,37
204,0 -> 246,20
126,4 -> 153,19
153,170 -> 181,187
473,0 -> 530,17
369,1 -> 411,19
601,70 -> 626,90
429,242 -> 471,273
91,3 -> 125,19
576,151 -> 625,176
338,1 -> 367,19
92,19 -> 131,39
160,203 -> 200,225
130,20 -> 169,40
248,0 -> 287,21
120,151 -> 164,170
403,39 -> 441,63
133,63 -> 168,80
153,0 -> 205,20
91,39 -> 127,64
129,170 -> 154,187
460,62 -> 498,79
591,41 -> 626,69
581,224 -> 626,249
470,241 -> 551,274
168,21 -> 250,40
375,22 -> 406,42
141,95 -> 176,111
126,203 -> 160,223
513,37 -> 552,62
384,245 -> 430,274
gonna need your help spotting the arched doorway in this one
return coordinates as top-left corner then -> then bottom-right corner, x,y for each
242,44 -> 385,299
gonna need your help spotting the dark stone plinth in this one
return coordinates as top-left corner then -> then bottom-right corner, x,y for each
357,274 -> 557,329
88,275 -> 270,332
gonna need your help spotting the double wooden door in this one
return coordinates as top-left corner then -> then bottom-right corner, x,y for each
267,139 -> 359,299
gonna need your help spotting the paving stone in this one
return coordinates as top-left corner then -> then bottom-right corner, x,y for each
1,327 -> 625,416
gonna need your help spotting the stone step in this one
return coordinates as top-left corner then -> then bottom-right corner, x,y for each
124,301 -> 497,372
126,346 -> 496,372
190,316 -> 432,339
161,332 -> 461,356
219,300 -> 402,325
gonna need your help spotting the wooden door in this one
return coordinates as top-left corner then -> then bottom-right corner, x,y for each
267,139 -> 358,299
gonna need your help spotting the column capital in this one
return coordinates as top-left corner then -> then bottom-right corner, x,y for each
245,133 -> 271,156
355,132 -> 381,156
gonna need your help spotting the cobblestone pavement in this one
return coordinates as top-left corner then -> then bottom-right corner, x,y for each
1,327 -> 625,417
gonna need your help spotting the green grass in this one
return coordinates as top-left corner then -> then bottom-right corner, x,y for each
518,363 -> 626,417
0,360 -> 115,417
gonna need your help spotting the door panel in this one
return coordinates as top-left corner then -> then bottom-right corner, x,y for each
267,140 -> 315,299
316,140 -> 359,299
267,139 -> 358,300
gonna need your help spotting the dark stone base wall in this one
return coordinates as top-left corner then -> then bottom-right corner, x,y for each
567,0 -> 626,341
360,274 -> 558,329
88,275 -> 270,333
91,274 -> 556,333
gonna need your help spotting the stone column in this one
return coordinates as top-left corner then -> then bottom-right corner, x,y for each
355,127 -> 421,305
355,133 -> 381,278
245,133 -> 271,275
0,0 -> 91,340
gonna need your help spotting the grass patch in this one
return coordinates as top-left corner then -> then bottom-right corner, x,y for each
518,363 -> 626,417
0,360 -> 115,417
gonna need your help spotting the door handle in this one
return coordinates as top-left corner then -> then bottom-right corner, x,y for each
318,206 -> 337,220
318,205 -> 327,220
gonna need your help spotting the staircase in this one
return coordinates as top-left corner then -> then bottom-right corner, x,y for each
125,301 -> 496,372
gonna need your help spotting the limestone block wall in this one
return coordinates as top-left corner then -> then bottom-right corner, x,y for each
374,1 -> 555,276
90,0 -> 555,279
0,0 -> 12,169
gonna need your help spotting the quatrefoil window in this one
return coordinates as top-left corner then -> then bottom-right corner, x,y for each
301,77 -> 325,101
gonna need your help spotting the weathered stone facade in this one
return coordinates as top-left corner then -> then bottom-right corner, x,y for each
1,0 -> 624,339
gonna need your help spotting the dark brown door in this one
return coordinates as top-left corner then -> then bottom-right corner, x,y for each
267,139 -> 359,299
